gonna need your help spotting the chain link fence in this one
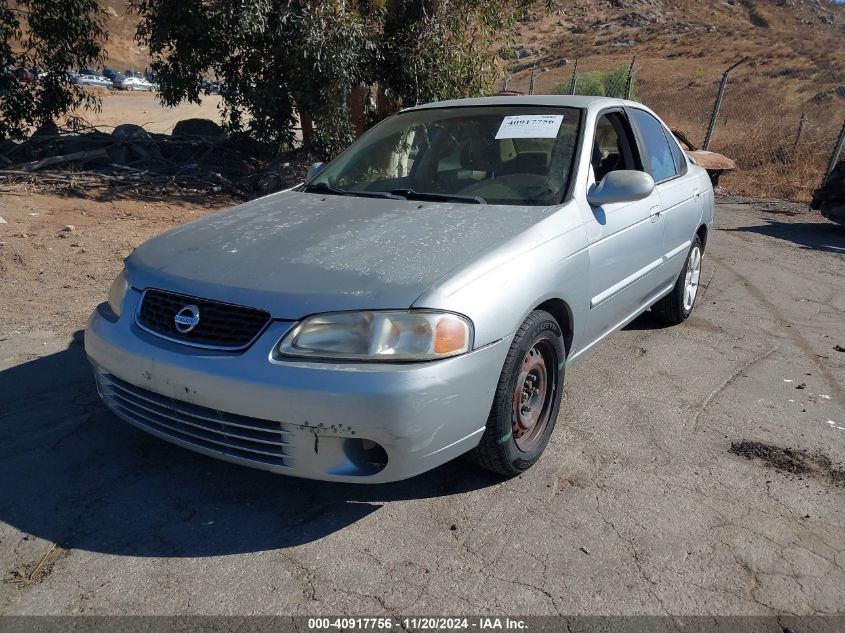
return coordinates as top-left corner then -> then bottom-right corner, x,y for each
503,57 -> 845,203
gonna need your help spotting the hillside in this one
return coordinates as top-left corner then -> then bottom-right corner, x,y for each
510,0 -> 845,112
506,0 -> 845,200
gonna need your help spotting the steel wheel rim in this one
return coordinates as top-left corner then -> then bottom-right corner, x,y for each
683,246 -> 702,312
512,338 -> 557,453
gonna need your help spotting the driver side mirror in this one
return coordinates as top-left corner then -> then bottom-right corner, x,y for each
587,170 -> 655,207
306,161 -> 327,182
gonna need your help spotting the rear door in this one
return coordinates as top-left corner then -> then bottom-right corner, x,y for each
628,108 -> 703,286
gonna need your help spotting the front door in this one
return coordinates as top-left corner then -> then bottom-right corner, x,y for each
582,110 -> 666,347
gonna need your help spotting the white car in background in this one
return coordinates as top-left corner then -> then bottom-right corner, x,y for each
115,76 -> 157,92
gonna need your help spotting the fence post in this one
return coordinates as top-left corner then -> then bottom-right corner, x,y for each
791,111 -> 806,157
528,62 -> 537,96
568,59 -> 578,95
625,56 -> 636,99
823,119 -> 845,186
702,58 -> 746,151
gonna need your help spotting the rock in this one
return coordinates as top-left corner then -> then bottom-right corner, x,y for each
0,216 -> 6,224
172,118 -> 224,138
63,225 -> 75,232
32,121 -> 59,139
111,124 -> 151,140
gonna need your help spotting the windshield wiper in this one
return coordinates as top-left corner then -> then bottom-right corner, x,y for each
388,189 -> 486,205
301,182 -> 347,196
302,182 -> 404,200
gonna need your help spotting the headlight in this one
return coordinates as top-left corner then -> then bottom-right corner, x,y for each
278,310 -> 473,361
107,269 -> 129,317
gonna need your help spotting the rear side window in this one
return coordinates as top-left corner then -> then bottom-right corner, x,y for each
630,109 -> 677,182
666,130 -> 688,176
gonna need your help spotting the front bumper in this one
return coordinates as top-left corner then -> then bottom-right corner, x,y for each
85,289 -> 511,483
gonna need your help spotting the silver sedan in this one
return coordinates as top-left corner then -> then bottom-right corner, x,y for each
73,74 -> 113,88
85,96 -> 713,482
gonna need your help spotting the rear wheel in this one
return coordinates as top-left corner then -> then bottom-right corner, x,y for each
652,234 -> 703,324
468,310 -> 565,477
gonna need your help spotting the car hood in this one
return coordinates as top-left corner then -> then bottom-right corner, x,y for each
126,191 -> 554,319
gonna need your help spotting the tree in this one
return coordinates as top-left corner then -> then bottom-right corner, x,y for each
132,0 -> 534,157
0,0 -> 106,139
378,0 -> 526,106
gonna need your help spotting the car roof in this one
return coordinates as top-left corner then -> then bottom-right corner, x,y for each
402,95 -> 638,113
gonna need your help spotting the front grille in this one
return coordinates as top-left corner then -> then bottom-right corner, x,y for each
137,288 -> 270,350
97,372 -> 293,468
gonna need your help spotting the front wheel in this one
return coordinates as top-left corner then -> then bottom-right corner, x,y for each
468,310 -> 565,477
652,234 -> 703,324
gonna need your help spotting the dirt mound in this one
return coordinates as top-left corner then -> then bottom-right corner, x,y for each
730,440 -> 845,487
0,122 -> 314,199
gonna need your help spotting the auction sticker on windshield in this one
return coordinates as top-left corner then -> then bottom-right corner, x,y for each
495,114 -> 564,139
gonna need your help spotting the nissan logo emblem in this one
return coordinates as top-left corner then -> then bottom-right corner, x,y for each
174,305 -> 201,334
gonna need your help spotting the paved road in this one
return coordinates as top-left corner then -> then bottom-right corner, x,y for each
1,201 -> 843,616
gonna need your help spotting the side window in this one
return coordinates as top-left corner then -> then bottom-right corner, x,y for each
665,130 -> 688,176
592,112 -> 637,182
630,109 -> 678,182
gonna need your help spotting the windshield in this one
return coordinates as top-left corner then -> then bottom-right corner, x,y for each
305,106 -> 583,206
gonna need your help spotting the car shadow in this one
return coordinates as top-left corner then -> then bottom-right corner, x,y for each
0,333 -> 503,558
723,219 -> 845,254
622,310 -> 673,331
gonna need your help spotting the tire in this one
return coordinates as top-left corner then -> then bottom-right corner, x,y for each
468,310 -> 565,477
652,234 -> 703,325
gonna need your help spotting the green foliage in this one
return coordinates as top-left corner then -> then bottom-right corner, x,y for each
132,0 -> 534,156
380,0 -> 524,106
0,0 -> 106,139
552,64 -> 636,100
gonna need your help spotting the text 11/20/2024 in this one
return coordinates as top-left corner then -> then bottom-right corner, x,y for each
307,617 -> 529,631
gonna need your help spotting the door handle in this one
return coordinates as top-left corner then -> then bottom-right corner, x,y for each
693,188 -> 702,200
649,205 -> 661,222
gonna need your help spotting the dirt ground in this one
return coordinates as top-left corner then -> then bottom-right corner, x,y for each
0,189 -> 844,617
0,188 -> 233,339
68,90 -> 224,134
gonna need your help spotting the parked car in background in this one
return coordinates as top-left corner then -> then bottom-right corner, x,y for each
115,76 -> 157,92
13,68 -> 37,83
73,74 -> 113,88
102,68 -> 119,81
812,161 -> 845,227
87,95 -> 714,483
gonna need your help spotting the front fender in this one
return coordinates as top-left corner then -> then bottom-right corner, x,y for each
412,219 -> 590,350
